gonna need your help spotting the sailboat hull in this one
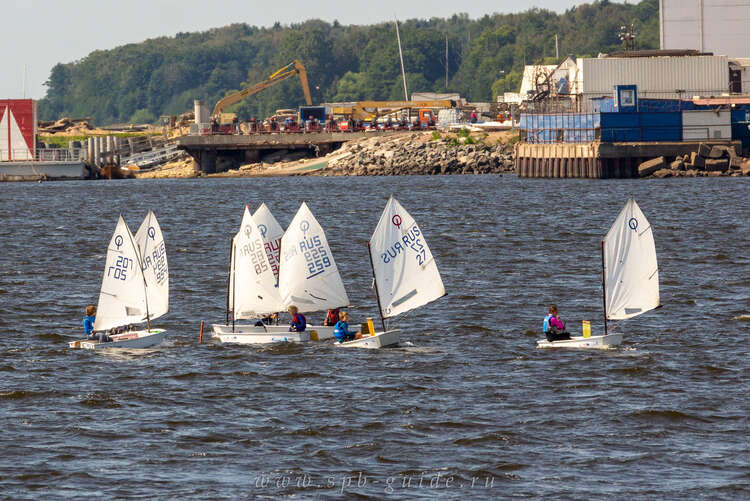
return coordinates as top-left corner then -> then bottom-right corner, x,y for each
536,332 -> 623,349
69,329 -> 167,350
336,330 -> 401,349
213,326 -> 309,344
211,323 -> 334,341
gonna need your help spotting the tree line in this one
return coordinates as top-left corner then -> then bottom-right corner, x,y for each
39,0 -> 658,125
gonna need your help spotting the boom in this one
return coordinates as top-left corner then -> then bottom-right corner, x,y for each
212,60 -> 313,117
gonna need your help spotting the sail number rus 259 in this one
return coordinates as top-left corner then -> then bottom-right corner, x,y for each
300,235 -> 331,279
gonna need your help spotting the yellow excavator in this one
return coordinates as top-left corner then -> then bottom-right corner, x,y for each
212,60 -> 313,127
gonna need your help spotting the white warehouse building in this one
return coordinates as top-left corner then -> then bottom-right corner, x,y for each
660,0 -> 750,57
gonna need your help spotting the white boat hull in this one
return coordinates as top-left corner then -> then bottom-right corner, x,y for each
69,329 -> 166,350
536,332 -> 623,349
211,323 -> 334,341
215,329 -> 309,344
336,330 -> 400,349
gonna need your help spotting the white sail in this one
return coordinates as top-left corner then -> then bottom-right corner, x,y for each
253,203 -> 284,281
369,197 -> 445,318
94,216 -> 149,331
603,198 -> 660,320
278,202 -> 349,312
233,206 -> 285,318
135,210 -> 169,322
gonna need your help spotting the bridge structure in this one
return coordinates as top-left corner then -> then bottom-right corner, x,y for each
176,131 -> 399,173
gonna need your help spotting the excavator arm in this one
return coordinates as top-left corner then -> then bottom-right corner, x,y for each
212,60 -> 313,117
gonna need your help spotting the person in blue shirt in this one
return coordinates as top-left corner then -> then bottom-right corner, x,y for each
83,305 -> 96,338
333,311 -> 362,343
83,305 -> 111,343
288,305 -> 306,332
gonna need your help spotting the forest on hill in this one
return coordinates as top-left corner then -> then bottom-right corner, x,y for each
39,0 -> 658,124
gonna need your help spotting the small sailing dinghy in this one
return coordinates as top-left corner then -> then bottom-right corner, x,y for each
253,202 -> 284,281
69,212 -> 168,350
339,197 -> 446,349
537,197 -> 660,349
276,202 -> 350,340
211,206 -> 304,344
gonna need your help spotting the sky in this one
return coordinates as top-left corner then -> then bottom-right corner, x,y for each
1,0 -> 613,99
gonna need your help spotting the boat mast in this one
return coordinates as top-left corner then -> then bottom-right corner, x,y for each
231,240 -> 236,333
367,242 -> 387,332
225,237 -> 233,325
128,219 -> 151,331
600,239 -> 608,336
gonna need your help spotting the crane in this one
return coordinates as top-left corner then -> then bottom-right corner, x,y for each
212,60 -> 313,119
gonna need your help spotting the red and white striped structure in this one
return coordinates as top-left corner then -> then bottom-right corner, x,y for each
0,99 -> 37,161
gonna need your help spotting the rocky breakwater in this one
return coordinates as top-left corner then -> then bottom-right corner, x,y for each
322,132 -> 515,176
638,143 -> 750,178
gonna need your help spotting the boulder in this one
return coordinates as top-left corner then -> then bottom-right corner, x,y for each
707,145 -> 727,158
652,168 -> 673,178
704,158 -> 729,172
690,152 -> 706,168
739,160 -> 750,176
697,143 -> 712,158
707,170 -> 724,177
684,169 -> 699,177
669,160 -> 684,171
638,156 -> 666,177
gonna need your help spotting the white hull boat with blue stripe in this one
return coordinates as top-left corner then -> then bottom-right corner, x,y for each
70,211 -> 169,351
339,197 -> 445,349
537,198 -> 660,349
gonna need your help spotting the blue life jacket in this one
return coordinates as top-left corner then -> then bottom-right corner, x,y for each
290,313 -> 306,332
333,320 -> 355,342
543,314 -> 553,333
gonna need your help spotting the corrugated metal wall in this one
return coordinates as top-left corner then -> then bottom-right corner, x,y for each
682,110 -> 731,140
580,56 -> 729,100
661,0 -> 750,58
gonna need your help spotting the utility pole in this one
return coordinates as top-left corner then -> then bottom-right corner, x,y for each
555,34 -> 559,59
445,34 -> 449,89
395,17 -> 408,101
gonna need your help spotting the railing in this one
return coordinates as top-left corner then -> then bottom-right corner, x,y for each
121,144 -> 183,170
0,148 -> 85,163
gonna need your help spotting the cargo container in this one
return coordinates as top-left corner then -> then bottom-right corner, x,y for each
682,110 -> 731,140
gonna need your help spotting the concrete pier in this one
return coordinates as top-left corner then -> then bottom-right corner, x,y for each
515,140 -> 742,178
177,131 -> 398,173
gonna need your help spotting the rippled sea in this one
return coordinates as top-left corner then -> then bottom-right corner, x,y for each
1,175 -> 749,499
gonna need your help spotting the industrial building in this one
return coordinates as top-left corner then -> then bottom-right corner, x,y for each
660,0 -> 750,58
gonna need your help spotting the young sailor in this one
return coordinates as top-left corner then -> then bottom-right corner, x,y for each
543,304 -> 571,342
83,305 -> 96,338
333,311 -> 362,343
323,308 -> 340,326
83,305 -> 111,343
288,305 -> 306,332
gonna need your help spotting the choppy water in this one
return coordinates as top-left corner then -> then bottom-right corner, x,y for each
1,175 -> 749,499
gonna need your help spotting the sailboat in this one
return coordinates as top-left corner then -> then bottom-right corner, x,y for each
339,197 -> 446,349
211,206 -> 303,343
69,212 -> 168,350
537,197 -> 660,349
276,202 -> 350,340
253,202 -> 284,282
